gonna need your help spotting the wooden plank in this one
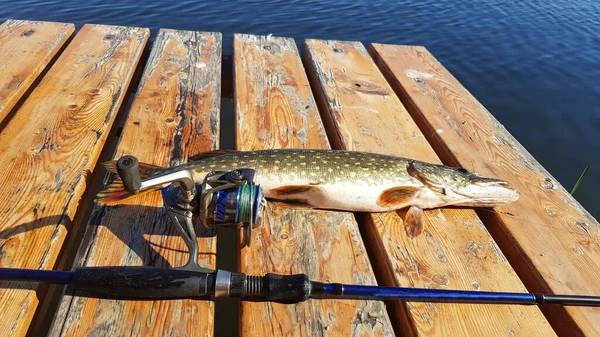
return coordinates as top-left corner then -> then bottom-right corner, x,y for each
48,29 -> 221,337
0,20 -> 74,123
0,24 -> 148,337
234,34 -> 395,337
303,39 -> 556,336
234,35 -> 329,149
369,44 -> 600,336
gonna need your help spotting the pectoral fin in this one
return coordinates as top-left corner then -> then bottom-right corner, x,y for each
404,206 -> 424,238
407,161 -> 446,195
377,186 -> 420,207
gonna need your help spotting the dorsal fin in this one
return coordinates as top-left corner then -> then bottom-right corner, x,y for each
189,149 -> 240,161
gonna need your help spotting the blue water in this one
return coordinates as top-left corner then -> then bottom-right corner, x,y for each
2,0 -> 599,219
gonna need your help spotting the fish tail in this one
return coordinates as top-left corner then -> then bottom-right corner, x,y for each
96,160 -> 165,204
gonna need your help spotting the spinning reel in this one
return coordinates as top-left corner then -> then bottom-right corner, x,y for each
115,156 -> 264,271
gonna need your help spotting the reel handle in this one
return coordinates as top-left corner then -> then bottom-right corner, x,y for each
117,155 -> 142,193
116,155 -> 196,202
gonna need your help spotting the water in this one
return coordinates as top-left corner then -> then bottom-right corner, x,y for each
2,1 -> 598,218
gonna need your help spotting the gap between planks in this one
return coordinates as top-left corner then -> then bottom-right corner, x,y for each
302,38 -> 556,336
0,20 -> 75,131
368,43 -> 600,336
47,28 -> 221,337
26,36 -> 152,337
0,24 -> 149,337
233,33 -> 396,337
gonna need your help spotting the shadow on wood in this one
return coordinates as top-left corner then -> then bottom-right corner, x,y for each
0,204 -> 216,272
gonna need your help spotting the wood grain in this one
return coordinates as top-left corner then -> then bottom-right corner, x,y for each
234,34 -> 395,337
0,20 -> 74,123
369,43 -> 600,336
0,24 -> 148,337
234,34 -> 329,149
303,39 -> 556,336
47,29 -> 222,337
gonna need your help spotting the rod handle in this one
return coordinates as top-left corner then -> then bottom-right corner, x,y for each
242,273 -> 311,303
73,266 -> 214,300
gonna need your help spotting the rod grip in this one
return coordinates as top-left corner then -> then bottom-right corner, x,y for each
117,155 -> 142,193
73,267 -> 214,300
242,273 -> 311,303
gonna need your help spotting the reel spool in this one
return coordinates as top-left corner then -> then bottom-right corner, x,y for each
198,169 -> 264,246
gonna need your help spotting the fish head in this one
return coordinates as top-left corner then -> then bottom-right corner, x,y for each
407,161 -> 519,207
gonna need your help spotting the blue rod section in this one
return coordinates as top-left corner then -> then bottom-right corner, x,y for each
0,268 -> 74,284
319,284 -> 536,304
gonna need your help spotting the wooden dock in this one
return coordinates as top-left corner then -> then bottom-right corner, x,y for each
0,19 -> 598,336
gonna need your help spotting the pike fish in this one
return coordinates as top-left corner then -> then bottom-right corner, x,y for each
98,149 -> 519,231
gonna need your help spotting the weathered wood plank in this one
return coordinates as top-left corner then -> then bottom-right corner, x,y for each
48,29 -> 221,337
303,39 -> 556,336
369,43 -> 600,336
234,35 -> 329,149
0,20 -> 74,123
234,34 -> 395,337
0,24 -> 148,337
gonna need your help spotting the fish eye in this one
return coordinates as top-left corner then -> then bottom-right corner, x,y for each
457,167 -> 469,174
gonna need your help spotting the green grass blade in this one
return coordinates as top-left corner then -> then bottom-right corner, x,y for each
570,165 -> 590,195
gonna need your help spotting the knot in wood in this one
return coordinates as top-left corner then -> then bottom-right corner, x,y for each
542,178 -> 554,190
20,29 -> 35,37
431,274 -> 448,286
413,77 -> 426,85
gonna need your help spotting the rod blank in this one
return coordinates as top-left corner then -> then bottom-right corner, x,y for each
310,284 -> 600,306
1,267 -> 600,307
0,268 -> 73,284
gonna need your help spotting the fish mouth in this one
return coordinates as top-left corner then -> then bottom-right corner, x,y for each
470,177 -> 510,187
407,161 -> 519,206
450,182 -> 520,205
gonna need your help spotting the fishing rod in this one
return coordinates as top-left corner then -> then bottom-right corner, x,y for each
1,155 -> 599,306
2,265 -> 599,305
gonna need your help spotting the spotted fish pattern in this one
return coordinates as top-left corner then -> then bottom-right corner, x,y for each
98,149 -> 519,215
